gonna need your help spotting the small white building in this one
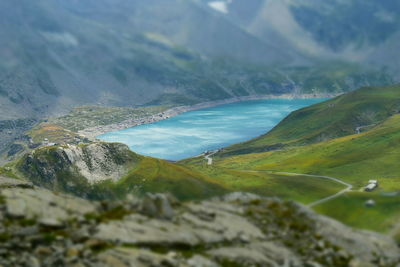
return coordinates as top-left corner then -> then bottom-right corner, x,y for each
364,181 -> 378,192
207,157 -> 213,165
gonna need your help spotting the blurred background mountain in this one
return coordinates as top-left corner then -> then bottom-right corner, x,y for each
0,0 -> 399,121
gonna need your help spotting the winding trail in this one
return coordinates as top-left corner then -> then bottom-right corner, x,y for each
231,170 -> 353,207
204,150 -> 219,165
201,152 -> 354,207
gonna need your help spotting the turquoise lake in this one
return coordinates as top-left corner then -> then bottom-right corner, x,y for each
98,99 -> 326,160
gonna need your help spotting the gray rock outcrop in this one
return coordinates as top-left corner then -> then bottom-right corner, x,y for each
0,177 -> 399,267
19,142 -> 138,186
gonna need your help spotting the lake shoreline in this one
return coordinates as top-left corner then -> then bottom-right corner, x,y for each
79,93 -> 339,139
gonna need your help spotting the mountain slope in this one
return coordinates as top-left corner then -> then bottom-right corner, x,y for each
0,0 -> 295,121
0,0 -> 396,122
0,0 -> 398,157
211,0 -> 400,63
15,142 -> 226,200
200,85 -> 400,191
216,113 -> 400,190
203,113 -> 400,233
220,84 -> 400,156
182,85 -> 400,233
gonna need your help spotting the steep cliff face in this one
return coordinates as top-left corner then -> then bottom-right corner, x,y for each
16,143 -> 227,200
0,177 -> 399,266
18,142 -> 140,191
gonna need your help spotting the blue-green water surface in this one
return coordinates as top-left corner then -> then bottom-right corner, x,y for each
98,99 -> 326,160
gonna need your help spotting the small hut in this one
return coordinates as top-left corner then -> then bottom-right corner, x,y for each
365,199 -> 376,207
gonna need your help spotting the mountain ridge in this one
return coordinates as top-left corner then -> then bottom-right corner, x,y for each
0,0 -> 397,122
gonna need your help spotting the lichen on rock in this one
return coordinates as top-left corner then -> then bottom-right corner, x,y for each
18,142 -> 139,191
1,176 -> 398,266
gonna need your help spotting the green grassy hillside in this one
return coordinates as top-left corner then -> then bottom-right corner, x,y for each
173,165 -> 345,205
213,114 -> 400,190
314,192 -> 400,233
182,85 -> 400,234
220,84 -> 400,156
93,158 -> 227,201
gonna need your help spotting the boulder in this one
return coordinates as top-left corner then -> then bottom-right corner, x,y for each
0,180 -> 398,266
139,193 -> 176,220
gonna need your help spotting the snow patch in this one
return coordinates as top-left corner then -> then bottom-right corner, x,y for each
208,1 -> 230,14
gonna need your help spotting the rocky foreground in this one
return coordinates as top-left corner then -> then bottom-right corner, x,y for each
0,176 -> 399,267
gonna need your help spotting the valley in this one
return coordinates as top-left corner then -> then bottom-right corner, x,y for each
1,84 -> 399,239
1,1 -> 400,265
0,83 -> 399,266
